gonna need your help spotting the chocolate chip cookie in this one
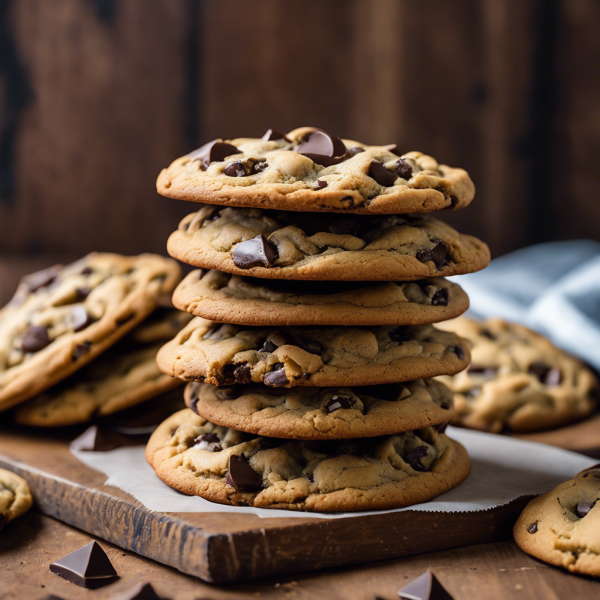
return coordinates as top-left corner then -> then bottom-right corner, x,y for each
168,206 -> 490,282
0,253 -> 181,411
0,468 -> 32,531
146,408 -> 471,512
172,269 -> 469,327
156,318 -> 470,388
14,309 -> 191,427
184,379 -> 453,439
514,465 -> 600,576
437,317 -> 598,433
157,127 -> 475,215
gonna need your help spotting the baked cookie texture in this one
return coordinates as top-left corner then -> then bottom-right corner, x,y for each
167,206 -> 490,281
173,269 -> 469,327
14,309 -> 192,427
437,317 -> 598,433
0,253 -> 180,411
146,409 -> 470,512
156,127 -> 475,215
514,465 -> 600,577
0,468 -> 33,529
184,379 -> 454,439
156,318 -> 470,388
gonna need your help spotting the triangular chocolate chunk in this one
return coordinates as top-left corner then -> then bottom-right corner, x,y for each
50,541 -> 118,588
70,425 -> 140,452
113,582 -> 167,600
398,570 -> 453,600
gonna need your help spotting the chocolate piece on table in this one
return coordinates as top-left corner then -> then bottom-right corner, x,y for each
232,235 -> 278,269
264,363 -> 289,387
113,582 -> 170,600
398,570 -> 453,600
21,325 -> 50,353
49,541 -> 118,589
368,160 -> 396,187
226,454 -> 263,493
70,425 -> 141,452
395,158 -> 413,179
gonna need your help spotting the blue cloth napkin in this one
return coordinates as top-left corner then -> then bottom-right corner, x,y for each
450,240 -> 600,371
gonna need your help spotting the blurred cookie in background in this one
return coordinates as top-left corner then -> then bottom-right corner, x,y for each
0,468 -> 32,531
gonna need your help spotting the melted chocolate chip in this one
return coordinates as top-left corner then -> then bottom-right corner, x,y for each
575,500 -> 596,518
527,522 -> 538,534
315,180 -> 328,189
451,345 -> 465,360
395,158 -> 413,179
264,363 -> 289,387
328,219 -> 360,236
369,160 -> 396,186
72,341 -> 92,361
325,395 -> 356,413
262,128 -> 288,142
232,235 -> 278,269
194,433 -> 222,452
223,161 -> 246,177
226,455 -> 262,493
189,140 -> 240,169
404,446 -> 429,471
22,326 -> 50,352
390,326 -> 412,343
346,147 -> 365,156
71,306 -> 94,332
529,362 -> 563,386
21,264 -> 62,292
431,288 -> 449,306
416,240 -> 448,269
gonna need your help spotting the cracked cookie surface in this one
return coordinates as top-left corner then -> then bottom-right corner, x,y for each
146,408 -> 470,512
167,206 -> 490,281
156,317 -> 470,388
0,253 -> 180,411
0,468 -> 32,529
157,127 -> 475,215
184,379 -> 453,439
14,309 -> 191,427
173,269 -> 469,327
437,317 -> 598,433
514,465 -> 600,576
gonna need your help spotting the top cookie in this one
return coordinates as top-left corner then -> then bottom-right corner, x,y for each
0,253 -> 180,411
157,127 -> 475,215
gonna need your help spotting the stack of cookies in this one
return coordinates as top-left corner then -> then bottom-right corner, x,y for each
147,127 -> 491,512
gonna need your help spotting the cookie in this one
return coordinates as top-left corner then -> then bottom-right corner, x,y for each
0,253 -> 180,411
184,379 -> 454,439
156,317 -> 470,388
514,465 -> 600,577
13,309 -> 192,427
172,269 -> 469,327
146,408 -> 471,512
0,468 -> 33,530
436,317 -> 598,433
167,206 -> 490,281
156,127 -> 475,215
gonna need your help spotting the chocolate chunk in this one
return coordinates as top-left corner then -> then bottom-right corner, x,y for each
264,363 -> 289,387
261,339 -> 278,353
232,235 -> 278,269
70,425 -> 140,452
194,433 -> 222,452
226,455 -> 263,493
189,140 -> 240,169
71,306 -> 94,332
261,128 -> 288,142
346,147 -> 365,156
527,522 -> 538,534
49,541 -> 118,589
368,160 -> 396,186
21,264 -> 62,292
390,326 -> 412,343
328,219 -> 360,236
325,395 -> 356,413
451,345 -> 465,360
404,446 -> 429,472
296,130 -> 347,166
71,341 -> 92,361
398,570 -> 453,600
220,363 -> 251,385
315,179 -> 328,189
416,240 -> 448,269
528,362 -> 563,386
467,365 -> 497,378
576,500 -> 596,518
112,582 -> 167,600
22,325 -> 50,352
395,158 -> 413,179
223,161 -> 247,177
431,288 -> 448,306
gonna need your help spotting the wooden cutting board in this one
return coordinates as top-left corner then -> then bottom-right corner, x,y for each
0,426 -> 531,584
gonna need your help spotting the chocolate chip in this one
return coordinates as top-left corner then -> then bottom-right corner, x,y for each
328,219 -> 360,236
576,500 -> 596,518
21,264 -> 62,292
346,147 -> 365,156
193,433 -> 222,452
404,446 -> 429,471
468,365 -> 497,378
296,130 -> 347,166
325,395 -> 355,413
368,160 -> 396,186
390,326 -> 412,343
527,522 -> 538,534
189,139 -> 240,169
431,288 -> 448,306
261,340 -> 278,353
303,472 -> 314,483
71,306 -> 94,332
416,240 -> 448,269
232,235 -> 278,269
80,266 -> 93,276
395,158 -> 413,179
49,541 -> 118,589
226,455 -> 263,493
529,362 -> 563,386
451,345 -> 465,360
22,326 -> 50,352
220,363 -> 251,385
261,128 -> 288,141
72,341 -> 92,361
264,363 -> 289,387
224,161 -> 246,177
315,180 -> 328,189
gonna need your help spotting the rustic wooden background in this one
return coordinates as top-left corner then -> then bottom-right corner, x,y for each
0,0 -> 599,303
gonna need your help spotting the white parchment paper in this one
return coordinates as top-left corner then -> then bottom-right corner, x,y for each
72,426 -> 596,519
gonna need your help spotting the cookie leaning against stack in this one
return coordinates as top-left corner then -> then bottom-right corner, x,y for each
149,127 -> 491,512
